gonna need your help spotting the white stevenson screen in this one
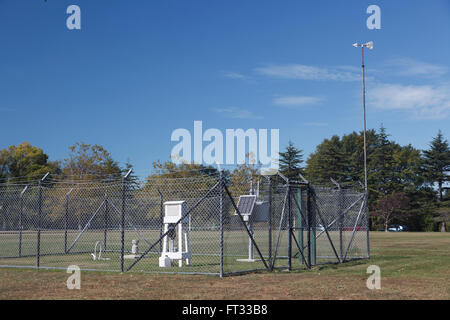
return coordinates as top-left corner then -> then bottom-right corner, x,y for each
166,205 -> 179,216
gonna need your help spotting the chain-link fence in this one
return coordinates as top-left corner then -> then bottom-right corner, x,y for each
0,173 -> 369,276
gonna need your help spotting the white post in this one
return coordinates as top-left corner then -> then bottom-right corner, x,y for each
184,231 -> 190,265
248,221 -> 254,260
178,223 -> 183,267
162,224 -> 168,254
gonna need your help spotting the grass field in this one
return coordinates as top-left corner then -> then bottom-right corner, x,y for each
0,232 -> 449,299
0,228 -> 367,274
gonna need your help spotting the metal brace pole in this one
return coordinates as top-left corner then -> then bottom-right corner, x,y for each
66,199 -> 106,253
223,183 -> 270,270
298,173 -> 309,184
277,171 -> 289,184
310,194 -> 365,242
108,201 -> 152,247
343,197 -> 365,261
290,229 -> 310,269
311,188 -> 342,263
127,180 -> 221,272
271,186 -> 289,271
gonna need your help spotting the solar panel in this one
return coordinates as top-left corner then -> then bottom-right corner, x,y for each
235,195 -> 257,215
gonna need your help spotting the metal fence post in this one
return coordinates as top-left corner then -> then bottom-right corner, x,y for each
248,177 -> 254,261
330,178 -> 344,261
219,171 -> 224,277
306,184 -> 312,267
338,188 -> 344,261
287,180 -> 292,271
157,187 -> 163,254
311,188 -> 317,265
297,187 -> 303,264
36,172 -> 49,269
104,193 -> 108,251
19,185 -> 28,257
121,169 -> 131,272
64,188 -> 73,254
64,193 -> 68,253
268,176 -> 272,270
36,179 -> 42,267
0,179 -> 8,231
366,192 -> 370,258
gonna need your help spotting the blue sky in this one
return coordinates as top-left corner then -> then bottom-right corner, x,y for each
1,0 -> 449,177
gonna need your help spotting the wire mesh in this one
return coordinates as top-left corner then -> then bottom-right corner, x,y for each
0,174 -> 369,275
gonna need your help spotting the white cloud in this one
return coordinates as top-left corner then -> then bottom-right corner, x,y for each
273,95 -> 323,107
213,107 -> 263,120
387,58 -> 447,78
222,71 -> 247,79
369,83 -> 450,119
254,64 -> 360,81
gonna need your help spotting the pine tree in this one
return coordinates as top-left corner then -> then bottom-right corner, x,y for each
368,125 -> 396,195
279,140 -> 304,181
346,129 -> 377,185
422,130 -> 450,201
305,135 -> 348,184
123,160 -> 140,190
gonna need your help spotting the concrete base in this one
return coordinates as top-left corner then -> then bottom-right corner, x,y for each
124,254 -> 139,259
159,256 -> 172,267
236,258 -> 259,263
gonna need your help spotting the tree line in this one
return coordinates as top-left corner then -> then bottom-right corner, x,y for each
278,126 -> 450,232
1,126 -> 449,232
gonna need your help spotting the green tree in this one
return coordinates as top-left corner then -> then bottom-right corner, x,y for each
63,142 -> 122,180
0,142 -> 59,181
278,140 -> 304,181
229,162 -> 259,196
0,149 -> 10,180
305,126 -> 421,191
123,160 -> 140,190
141,160 -> 221,221
149,160 -> 219,179
422,131 -> 450,201
368,125 -> 397,195
432,201 -> 450,232
341,129 -> 378,185
306,135 -> 349,184
391,144 -> 423,191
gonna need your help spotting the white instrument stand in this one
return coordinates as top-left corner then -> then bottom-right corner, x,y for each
159,201 -> 191,267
